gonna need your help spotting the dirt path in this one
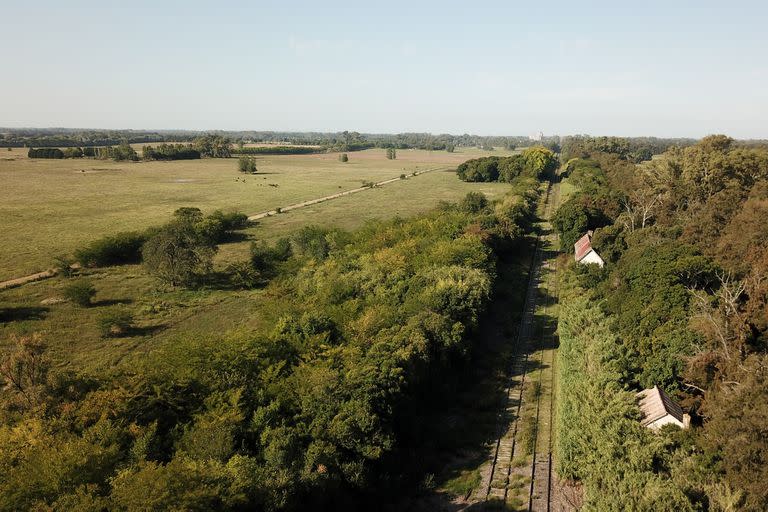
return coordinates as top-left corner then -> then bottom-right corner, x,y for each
0,167 -> 446,291
472,178 -> 572,511
246,166 -> 442,221
0,269 -> 57,291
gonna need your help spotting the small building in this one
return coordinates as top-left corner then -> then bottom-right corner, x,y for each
636,385 -> 690,430
574,231 -> 604,267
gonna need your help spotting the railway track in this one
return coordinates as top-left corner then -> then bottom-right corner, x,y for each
481,179 -> 564,511
529,181 -> 560,512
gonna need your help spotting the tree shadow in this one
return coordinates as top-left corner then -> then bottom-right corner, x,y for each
104,323 -> 166,339
219,231 -> 254,244
0,306 -> 49,323
129,324 -> 166,337
92,298 -> 134,307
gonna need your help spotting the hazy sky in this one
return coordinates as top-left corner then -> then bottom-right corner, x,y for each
1,1 -> 767,137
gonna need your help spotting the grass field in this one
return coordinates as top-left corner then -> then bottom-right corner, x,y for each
0,147 -> 511,279
0,146 -> 514,373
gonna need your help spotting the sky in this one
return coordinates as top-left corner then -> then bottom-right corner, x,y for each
1,0 -> 767,138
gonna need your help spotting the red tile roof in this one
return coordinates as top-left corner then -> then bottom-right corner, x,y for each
574,233 -> 593,262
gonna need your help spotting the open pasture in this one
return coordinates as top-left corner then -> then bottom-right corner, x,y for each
0,147 -> 511,279
0,165 -> 510,373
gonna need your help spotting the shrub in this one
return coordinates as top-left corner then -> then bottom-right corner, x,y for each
174,207 -> 204,223
98,308 -> 134,337
53,255 -> 75,277
194,210 -> 249,244
226,262 -> 263,289
250,239 -> 292,274
339,153 -> 348,162
142,220 -> 217,287
97,143 -> 138,161
238,156 -> 257,173
386,147 -> 397,159
62,147 -> 83,158
208,210 -> 249,232
459,192 -> 489,213
400,173 -> 406,179
75,231 -> 148,267
28,148 -> 64,159
143,144 -> 200,161
289,226 -> 333,260
63,280 -> 96,307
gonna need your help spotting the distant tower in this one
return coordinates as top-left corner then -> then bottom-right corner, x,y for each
528,131 -> 544,142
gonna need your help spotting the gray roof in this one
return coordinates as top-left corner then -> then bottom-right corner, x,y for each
636,386 -> 684,426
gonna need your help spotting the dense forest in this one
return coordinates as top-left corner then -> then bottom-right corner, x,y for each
553,135 -> 768,510
0,172 -> 543,510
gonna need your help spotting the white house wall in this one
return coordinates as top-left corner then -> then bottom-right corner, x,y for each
648,415 -> 685,430
578,250 -> 605,267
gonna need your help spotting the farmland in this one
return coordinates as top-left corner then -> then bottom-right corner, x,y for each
0,147 -> 512,279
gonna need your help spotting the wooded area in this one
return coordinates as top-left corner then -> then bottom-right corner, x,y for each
553,135 -> 768,510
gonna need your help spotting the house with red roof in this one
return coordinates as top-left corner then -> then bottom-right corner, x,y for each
574,230 -> 604,267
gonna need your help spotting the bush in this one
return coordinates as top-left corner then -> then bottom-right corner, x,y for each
99,143 -> 138,161
143,144 -> 200,161
208,210 -> 249,232
400,173 -> 406,179
290,226 -> 334,260
53,255 -> 75,277
339,153 -> 348,162
63,280 -> 96,307
142,220 -> 217,287
226,262 -> 263,289
459,192 -> 489,213
62,147 -> 83,158
75,231 -> 148,267
238,156 -> 257,173
98,308 -> 134,337
251,239 -> 292,274
386,147 -> 397,160
28,148 -> 64,159
193,210 -> 249,245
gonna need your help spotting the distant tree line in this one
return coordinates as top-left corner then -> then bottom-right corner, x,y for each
3,128 -> 551,153
2,128 -> 167,148
231,146 -> 321,155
